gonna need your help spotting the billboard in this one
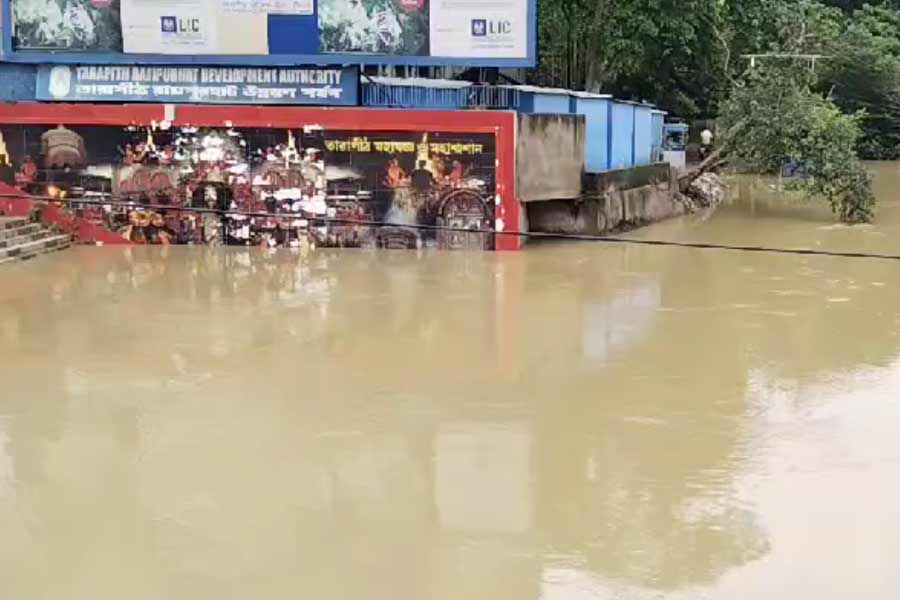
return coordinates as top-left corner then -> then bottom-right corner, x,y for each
0,121 -> 496,250
2,0 -> 536,67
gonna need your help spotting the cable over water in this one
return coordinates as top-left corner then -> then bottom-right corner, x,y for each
5,192 -> 900,262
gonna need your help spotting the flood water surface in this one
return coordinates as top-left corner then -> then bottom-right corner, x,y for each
2,164 -> 900,599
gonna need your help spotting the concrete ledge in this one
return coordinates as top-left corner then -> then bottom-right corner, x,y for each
584,162 -> 673,193
527,163 -> 684,236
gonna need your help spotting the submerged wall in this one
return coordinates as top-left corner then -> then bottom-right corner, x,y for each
516,113 -> 585,202
526,163 -> 683,236
0,104 -> 522,250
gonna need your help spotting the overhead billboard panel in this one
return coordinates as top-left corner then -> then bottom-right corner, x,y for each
2,0 -> 536,67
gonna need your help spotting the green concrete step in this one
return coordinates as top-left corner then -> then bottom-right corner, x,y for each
0,234 -> 72,262
0,223 -> 42,241
0,217 -> 30,231
0,241 -> 71,266
0,230 -> 52,248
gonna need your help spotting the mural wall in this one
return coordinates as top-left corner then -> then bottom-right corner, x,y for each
0,122 -> 496,250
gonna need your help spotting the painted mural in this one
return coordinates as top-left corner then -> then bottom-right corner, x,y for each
0,123 -> 496,250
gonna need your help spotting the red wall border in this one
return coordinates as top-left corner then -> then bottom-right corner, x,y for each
0,103 -> 521,250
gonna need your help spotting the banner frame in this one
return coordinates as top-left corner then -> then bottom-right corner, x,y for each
1,0 -> 537,68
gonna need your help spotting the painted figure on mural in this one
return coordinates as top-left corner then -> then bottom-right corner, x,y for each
17,156 -> 38,188
448,159 -> 466,185
122,144 -> 137,165
384,157 -> 408,188
41,125 -> 86,169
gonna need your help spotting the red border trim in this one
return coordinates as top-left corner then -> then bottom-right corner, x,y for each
0,103 -> 521,250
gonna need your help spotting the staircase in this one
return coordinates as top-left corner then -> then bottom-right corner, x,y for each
0,216 -> 73,265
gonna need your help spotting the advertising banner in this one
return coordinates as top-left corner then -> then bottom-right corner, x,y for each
430,0 -> 528,58
0,122 -> 496,249
4,0 -> 536,66
121,0 -> 217,54
318,0 -> 429,56
36,64 -> 359,105
10,0 -> 123,51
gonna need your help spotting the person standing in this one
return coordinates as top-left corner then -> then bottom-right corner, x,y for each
700,128 -> 714,160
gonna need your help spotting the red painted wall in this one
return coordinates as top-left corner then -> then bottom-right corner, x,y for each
0,103 -> 522,250
0,182 -> 32,217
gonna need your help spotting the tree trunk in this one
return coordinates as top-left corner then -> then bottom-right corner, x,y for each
583,0 -> 611,92
677,146 -> 728,192
677,120 -> 747,192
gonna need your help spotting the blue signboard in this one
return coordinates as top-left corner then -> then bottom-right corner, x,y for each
1,0 -> 537,68
35,64 -> 359,105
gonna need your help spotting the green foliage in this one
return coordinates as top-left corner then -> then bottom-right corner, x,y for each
721,65 -> 876,222
802,104 -> 877,222
826,5 -> 900,158
531,0 -> 728,117
532,0 -> 900,122
532,0 -> 897,216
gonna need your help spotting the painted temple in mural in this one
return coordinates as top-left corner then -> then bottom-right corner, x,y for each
0,122 -> 497,250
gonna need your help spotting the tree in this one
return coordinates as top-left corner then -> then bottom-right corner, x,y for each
718,64 -> 875,222
531,0 -> 730,118
826,5 -> 900,158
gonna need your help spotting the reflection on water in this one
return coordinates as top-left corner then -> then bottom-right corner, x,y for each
1,164 -> 900,598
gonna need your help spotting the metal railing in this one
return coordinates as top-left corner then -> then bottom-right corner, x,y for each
362,83 -> 521,111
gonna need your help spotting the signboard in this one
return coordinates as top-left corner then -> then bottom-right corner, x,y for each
36,64 -> 359,105
430,0 -> 528,59
0,122 -> 497,250
2,0 -> 536,67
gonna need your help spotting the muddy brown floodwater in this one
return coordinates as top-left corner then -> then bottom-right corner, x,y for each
1,163 -> 900,599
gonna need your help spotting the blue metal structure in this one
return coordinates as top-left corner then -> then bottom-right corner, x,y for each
362,79 -> 468,110
1,0 -> 538,68
570,92 -> 612,173
633,103 -> 653,166
610,101 -> 636,170
511,86 -> 572,114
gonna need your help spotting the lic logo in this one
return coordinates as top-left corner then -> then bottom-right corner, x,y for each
471,19 -> 511,37
161,16 -> 201,38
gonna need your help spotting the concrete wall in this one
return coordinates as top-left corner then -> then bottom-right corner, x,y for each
571,97 -> 610,173
526,163 -> 682,235
516,113 -> 585,202
610,102 -> 635,170
633,105 -> 653,166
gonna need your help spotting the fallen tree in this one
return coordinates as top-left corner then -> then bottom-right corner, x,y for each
679,63 -> 876,223
677,121 -> 744,194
